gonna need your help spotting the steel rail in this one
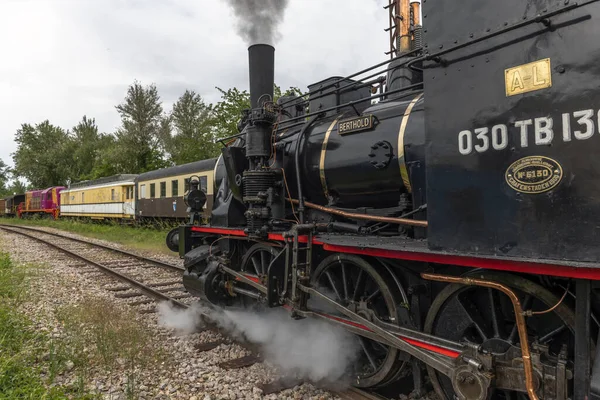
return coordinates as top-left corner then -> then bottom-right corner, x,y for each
0,225 -> 188,309
0,226 -> 400,399
0,226 -> 271,350
0,223 -> 183,272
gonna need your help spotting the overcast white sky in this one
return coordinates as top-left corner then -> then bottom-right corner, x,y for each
0,0 -> 392,168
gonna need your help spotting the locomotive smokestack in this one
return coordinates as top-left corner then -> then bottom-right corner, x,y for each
248,44 -> 275,108
243,44 -> 279,238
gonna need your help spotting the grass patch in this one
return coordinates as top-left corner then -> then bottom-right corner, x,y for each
57,296 -> 168,399
0,252 -> 97,399
0,217 -> 173,254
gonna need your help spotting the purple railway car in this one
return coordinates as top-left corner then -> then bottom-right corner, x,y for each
18,186 -> 65,219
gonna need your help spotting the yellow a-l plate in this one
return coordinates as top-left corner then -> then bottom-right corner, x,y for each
505,58 -> 552,97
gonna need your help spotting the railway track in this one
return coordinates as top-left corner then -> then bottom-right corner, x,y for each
0,224 -> 396,400
0,224 -> 188,310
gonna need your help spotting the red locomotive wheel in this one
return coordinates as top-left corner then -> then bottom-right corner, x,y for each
310,254 -> 410,388
238,243 -> 278,308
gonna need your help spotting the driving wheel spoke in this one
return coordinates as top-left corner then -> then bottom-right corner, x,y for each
311,254 -> 407,388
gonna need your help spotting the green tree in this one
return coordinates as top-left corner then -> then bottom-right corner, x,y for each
12,121 -> 71,188
114,81 -> 169,173
212,87 -> 250,140
211,84 -> 304,142
165,90 -> 218,163
66,116 -> 106,181
87,135 -> 122,179
7,179 -> 27,195
0,159 -> 10,196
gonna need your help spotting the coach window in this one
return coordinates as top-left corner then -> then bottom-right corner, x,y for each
184,178 -> 190,191
111,189 -> 116,201
172,180 -> 179,197
140,184 -> 146,199
82,192 -> 85,202
127,187 -> 133,200
160,182 -> 166,198
200,176 -> 208,192
150,183 -> 156,198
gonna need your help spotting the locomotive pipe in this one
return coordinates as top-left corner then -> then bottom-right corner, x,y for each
289,199 -> 428,227
399,0 -> 411,52
248,44 -> 275,108
410,1 -> 420,26
421,273 -> 539,400
294,115 -> 322,224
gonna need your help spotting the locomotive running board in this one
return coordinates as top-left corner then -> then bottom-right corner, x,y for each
295,284 -> 460,377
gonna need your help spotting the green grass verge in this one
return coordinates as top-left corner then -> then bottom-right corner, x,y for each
0,217 -> 173,254
0,252 -> 98,399
57,296 -> 168,399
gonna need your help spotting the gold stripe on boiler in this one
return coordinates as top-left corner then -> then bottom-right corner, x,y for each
319,117 -> 342,199
397,93 -> 423,193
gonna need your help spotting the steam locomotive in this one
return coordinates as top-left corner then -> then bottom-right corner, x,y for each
170,1 -> 600,398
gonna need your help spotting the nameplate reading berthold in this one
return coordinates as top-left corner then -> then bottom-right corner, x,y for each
338,115 -> 375,135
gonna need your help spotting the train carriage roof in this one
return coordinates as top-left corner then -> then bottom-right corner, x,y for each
135,158 -> 217,183
4,193 -> 25,201
68,174 -> 138,190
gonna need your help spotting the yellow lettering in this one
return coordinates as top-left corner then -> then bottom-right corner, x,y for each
511,71 -> 525,91
533,66 -> 546,86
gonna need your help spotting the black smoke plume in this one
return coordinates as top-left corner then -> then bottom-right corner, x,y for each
225,0 -> 289,44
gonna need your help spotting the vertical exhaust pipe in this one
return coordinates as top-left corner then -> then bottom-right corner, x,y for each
243,44 -> 279,237
410,1 -> 420,26
246,44 -> 275,159
399,0 -> 411,53
248,44 -> 275,109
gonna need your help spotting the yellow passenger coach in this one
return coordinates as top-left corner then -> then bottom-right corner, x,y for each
60,174 -> 137,220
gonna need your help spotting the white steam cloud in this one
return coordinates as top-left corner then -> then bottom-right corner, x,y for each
157,302 -> 205,335
225,0 -> 289,45
157,302 -> 360,385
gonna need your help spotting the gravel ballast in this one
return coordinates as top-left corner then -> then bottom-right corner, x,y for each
0,228 -> 341,400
